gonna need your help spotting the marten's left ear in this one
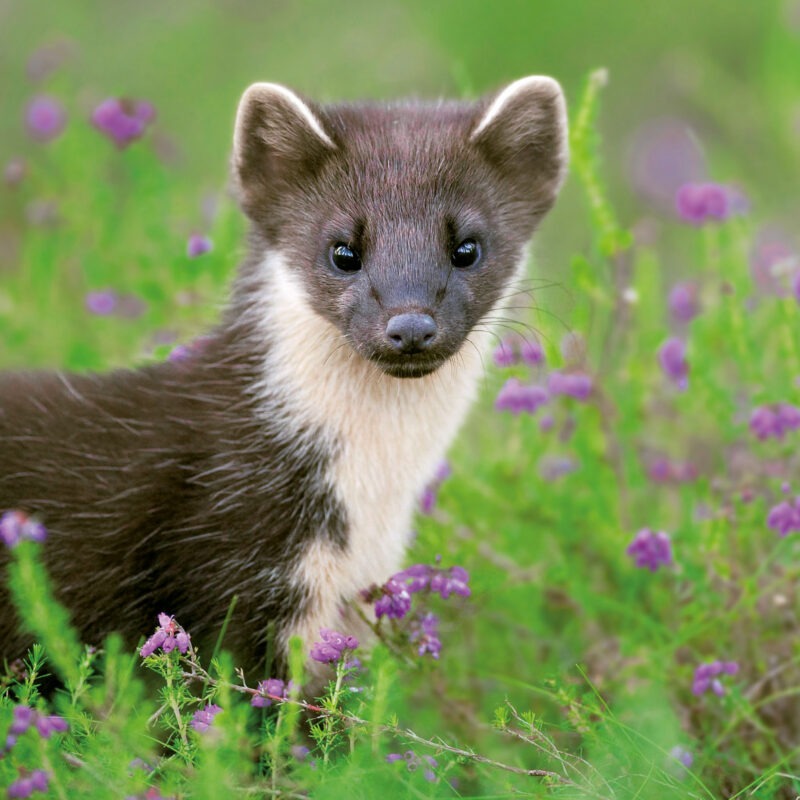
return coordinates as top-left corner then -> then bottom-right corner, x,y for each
232,82 -> 337,219
471,76 -> 568,216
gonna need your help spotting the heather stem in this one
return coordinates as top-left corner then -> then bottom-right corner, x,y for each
164,669 -> 189,751
321,661 -> 346,766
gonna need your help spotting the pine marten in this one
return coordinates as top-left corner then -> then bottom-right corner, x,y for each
0,76 -> 568,682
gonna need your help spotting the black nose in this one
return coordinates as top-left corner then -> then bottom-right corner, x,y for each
385,313 -> 438,354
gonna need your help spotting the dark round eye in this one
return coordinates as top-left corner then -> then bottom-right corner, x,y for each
451,239 -> 481,268
330,243 -> 362,273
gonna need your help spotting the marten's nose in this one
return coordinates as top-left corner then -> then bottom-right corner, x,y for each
385,313 -> 438,354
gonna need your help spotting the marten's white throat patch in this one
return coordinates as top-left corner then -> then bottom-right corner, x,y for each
253,251 -> 517,667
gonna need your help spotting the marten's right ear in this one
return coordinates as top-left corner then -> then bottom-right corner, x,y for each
470,76 -> 568,220
233,83 -> 336,216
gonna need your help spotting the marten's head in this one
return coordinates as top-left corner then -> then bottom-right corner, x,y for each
231,78 -> 567,379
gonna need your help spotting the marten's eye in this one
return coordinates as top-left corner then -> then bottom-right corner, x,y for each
451,239 -> 481,268
330,243 -> 362,273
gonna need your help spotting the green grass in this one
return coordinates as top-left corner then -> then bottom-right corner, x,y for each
2,3 -> 800,797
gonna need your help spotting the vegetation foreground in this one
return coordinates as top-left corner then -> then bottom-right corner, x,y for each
1,64 -> 799,798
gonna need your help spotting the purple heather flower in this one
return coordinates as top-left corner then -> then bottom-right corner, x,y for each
190,703 -> 222,732
385,753 -> 404,764
85,289 -> 118,316
669,745 -> 693,770
25,95 -> 67,142
520,337 -> 545,366
777,403 -> 800,432
187,234 -> 213,258
0,511 -> 23,548
492,338 -> 517,367
538,413 -> 555,432
29,771 -> 49,792
168,335 -> 212,363
4,157 -> 27,187
7,776 -> 35,799
35,714 -> 68,739
0,511 -> 47,548
767,497 -> 800,536
409,613 -> 442,659
419,459 -> 451,514
675,182 -> 732,225
251,678 -> 287,708
658,337 -> 689,390
374,578 -> 412,619
428,565 -> 470,599
393,563 -> 432,593
495,378 -> 549,414
310,628 -> 358,664
646,457 -> 698,484
750,403 -> 800,440
692,660 -> 739,696
547,371 -> 593,401
492,335 -> 545,368
388,563 -> 470,602
5,706 -> 66,750
91,98 -> 155,149
626,528 -> 673,572
309,642 -> 341,663
749,406 -> 780,440
432,460 -> 451,483
292,745 -> 311,761
539,455 -> 579,481
140,613 -> 191,657
419,486 -> 436,515
168,344 -> 192,362
9,705 -> 35,736
668,282 -> 700,324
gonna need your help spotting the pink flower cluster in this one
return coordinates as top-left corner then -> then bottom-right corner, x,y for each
495,378 -> 550,414
91,98 -> 155,149
749,403 -> 800,441
767,495 -> 800,537
692,660 -> 739,696
675,182 -> 744,225
658,337 -> 689,391
492,335 -> 545,367
626,528 -> 673,572
251,678 -> 292,707
0,510 -> 46,548
4,704 -> 68,752
310,628 -> 358,664
140,613 -> 191,657
190,704 -> 222,733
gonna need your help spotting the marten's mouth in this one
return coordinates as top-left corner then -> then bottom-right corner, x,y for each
371,354 -> 446,379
